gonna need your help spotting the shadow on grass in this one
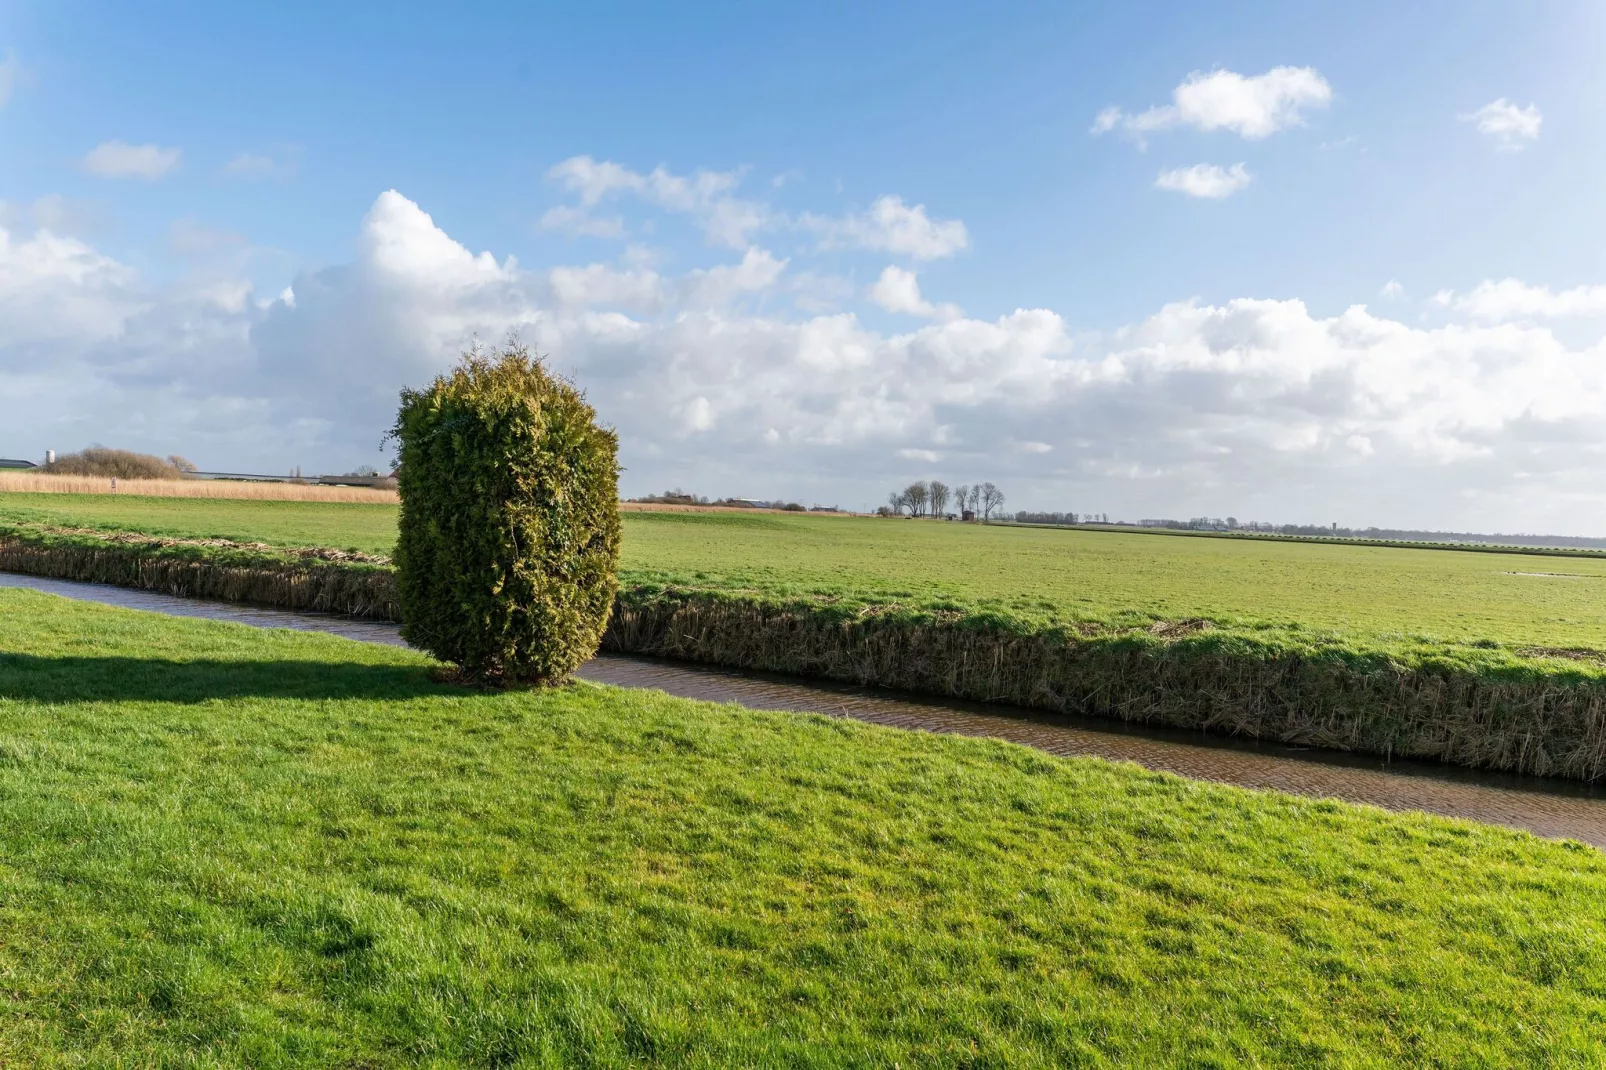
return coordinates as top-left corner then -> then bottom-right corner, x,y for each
0,653 -> 450,704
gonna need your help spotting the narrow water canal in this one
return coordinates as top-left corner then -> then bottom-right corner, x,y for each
6,570 -> 1606,848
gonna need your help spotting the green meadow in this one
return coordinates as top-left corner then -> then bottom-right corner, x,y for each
0,587 -> 1602,1066
6,492 -> 1606,650
0,492 -> 398,556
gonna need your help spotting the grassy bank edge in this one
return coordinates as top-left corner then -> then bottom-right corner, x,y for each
8,525 -> 1606,780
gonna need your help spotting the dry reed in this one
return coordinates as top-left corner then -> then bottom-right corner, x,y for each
0,471 -> 398,503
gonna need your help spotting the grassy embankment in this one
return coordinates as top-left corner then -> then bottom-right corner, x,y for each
0,588 -> 1603,1065
8,494 -> 1606,777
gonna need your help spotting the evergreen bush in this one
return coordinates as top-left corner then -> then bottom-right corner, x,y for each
391,343 -> 620,684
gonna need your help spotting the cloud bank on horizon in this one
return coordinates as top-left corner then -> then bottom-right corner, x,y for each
3,169 -> 1605,531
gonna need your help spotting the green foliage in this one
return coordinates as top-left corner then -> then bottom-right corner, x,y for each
391,343 -> 620,683
1,590 -> 1605,1065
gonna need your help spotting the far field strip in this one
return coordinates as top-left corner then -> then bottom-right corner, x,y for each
6,492 -> 1606,651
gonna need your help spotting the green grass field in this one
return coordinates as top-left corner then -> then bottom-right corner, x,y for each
1,588 -> 1603,1066
7,492 -> 1606,651
0,493 -> 398,555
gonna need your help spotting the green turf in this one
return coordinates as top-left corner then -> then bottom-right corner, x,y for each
0,493 -> 398,555
0,588 -> 1603,1066
9,493 -> 1606,651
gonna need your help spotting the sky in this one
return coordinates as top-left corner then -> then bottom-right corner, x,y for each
2,1 -> 1605,530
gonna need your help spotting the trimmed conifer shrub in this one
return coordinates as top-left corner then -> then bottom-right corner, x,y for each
391,343 -> 621,684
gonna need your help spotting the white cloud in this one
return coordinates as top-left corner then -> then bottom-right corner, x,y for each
684,247 -> 787,306
544,247 -> 785,312
868,266 -> 961,320
539,205 -> 627,239
0,51 -> 18,109
11,191 -> 1606,532
1380,280 -> 1405,300
1448,278 -> 1606,322
542,157 -> 970,264
1461,98 -> 1541,151
223,149 -> 300,181
360,190 -> 514,288
547,263 -> 665,312
544,156 -> 767,248
81,140 -> 182,180
1154,163 -> 1252,199
806,196 -> 969,260
1094,67 -> 1332,143
0,195 -> 112,238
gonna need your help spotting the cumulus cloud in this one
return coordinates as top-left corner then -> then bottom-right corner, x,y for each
1446,278 -> 1606,322
9,190 -> 1606,531
540,157 -> 969,261
806,196 -> 969,260
868,266 -> 961,320
543,156 -> 767,247
1460,98 -> 1542,151
684,247 -> 788,306
1093,66 -> 1332,143
546,263 -> 665,312
81,140 -> 182,180
1154,163 -> 1252,199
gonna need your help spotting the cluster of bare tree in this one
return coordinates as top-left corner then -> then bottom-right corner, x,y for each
1014,511 -> 1111,526
882,480 -> 1005,520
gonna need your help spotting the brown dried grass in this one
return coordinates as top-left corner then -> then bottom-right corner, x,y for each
0,471 -> 398,503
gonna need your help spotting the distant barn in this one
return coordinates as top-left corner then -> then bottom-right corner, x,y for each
0,458 -> 38,470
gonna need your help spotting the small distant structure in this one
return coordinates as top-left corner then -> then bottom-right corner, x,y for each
961,509 -> 976,522
0,458 -> 38,470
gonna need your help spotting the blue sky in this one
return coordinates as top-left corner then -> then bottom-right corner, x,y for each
3,1 -> 1605,529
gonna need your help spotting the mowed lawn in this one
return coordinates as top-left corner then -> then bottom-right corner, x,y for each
9,492 -> 1606,647
0,588 -> 1604,1066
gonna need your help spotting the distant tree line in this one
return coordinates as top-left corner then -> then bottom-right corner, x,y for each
1012,511 -> 1111,526
627,488 -> 826,512
1136,516 -> 1606,549
880,480 -> 1005,520
43,446 -> 197,481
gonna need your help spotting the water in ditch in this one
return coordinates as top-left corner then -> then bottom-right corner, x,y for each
6,569 -> 1606,847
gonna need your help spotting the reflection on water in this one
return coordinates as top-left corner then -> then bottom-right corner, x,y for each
5,569 -> 1606,848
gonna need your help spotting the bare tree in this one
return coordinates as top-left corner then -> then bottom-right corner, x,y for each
950,481 -> 976,517
903,481 -> 930,517
928,480 -> 950,517
953,484 -> 970,517
978,482 -> 1006,521
887,491 -> 908,516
